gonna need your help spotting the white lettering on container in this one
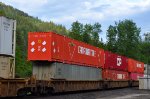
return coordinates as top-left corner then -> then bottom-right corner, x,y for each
117,57 -> 122,66
78,46 -> 96,57
117,74 -> 123,79
137,63 -> 142,68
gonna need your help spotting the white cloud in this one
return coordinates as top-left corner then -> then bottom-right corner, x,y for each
49,16 -> 76,23
49,0 -> 150,24
2,0 -> 150,23
79,0 -> 150,21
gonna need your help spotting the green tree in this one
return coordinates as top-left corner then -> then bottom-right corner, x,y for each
91,23 -> 102,47
69,21 -> 83,41
140,32 -> 150,64
82,24 -> 93,44
144,32 -> 150,42
106,25 -> 117,52
106,19 -> 141,60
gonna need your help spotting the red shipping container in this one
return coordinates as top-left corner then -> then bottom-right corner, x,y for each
104,51 -> 128,71
128,58 -> 144,73
28,32 -> 104,68
130,73 -> 144,80
102,69 -> 129,80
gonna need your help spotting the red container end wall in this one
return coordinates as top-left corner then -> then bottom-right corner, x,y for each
102,69 -> 129,80
136,61 -> 144,74
128,58 -> 144,73
28,33 -> 52,61
28,32 -> 105,68
104,51 -> 128,71
130,73 -> 144,81
128,58 -> 136,73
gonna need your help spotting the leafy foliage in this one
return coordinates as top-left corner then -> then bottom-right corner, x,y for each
140,32 -> 150,64
69,21 -> 83,41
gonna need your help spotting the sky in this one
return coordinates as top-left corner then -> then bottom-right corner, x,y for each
1,0 -> 150,42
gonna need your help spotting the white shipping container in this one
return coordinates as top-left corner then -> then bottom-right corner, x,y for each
139,78 -> 150,90
32,62 -> 102,81
144,64 -> 150,75
0,16 -> 16,56
144,74 -> 150,78
0,56 -> 15,78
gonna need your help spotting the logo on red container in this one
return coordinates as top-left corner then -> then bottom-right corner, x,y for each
117,57 -> 122,66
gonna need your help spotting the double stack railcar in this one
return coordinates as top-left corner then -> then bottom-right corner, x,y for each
0,31 -> 146,97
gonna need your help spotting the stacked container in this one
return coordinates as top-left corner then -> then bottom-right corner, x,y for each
28,32 -> 104,81
144,64 -> 150,78
33,61 -> 102,80
28,32 -> 104,68
0,16 -> 16,78
139,64 -> 150,90
128,58 -> 144,80
103,51 -> 129,80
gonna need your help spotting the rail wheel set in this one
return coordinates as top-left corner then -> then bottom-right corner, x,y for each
0,16 -> 147,97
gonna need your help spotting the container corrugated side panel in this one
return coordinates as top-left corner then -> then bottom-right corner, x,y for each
148,65 -> 150,75
139,78 -> 150,89
56,34 -> 103,68
32,62 -> 102,81
136,61 -> 144,74
0,17 -> 2,53
144,64 -> 150,75
144,74 -> 150,78
130,73 -> 144,80
0,17 -> 14,56
128,58 -> 136,73
0,56 -> 15,78
102,69 -> 129,80
144,64 -> 147,74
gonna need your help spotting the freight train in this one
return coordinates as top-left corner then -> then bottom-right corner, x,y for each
0,23 -> 148,97
16,32 -> 143,96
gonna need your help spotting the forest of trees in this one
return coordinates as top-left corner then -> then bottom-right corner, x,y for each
0,2 -> 150,77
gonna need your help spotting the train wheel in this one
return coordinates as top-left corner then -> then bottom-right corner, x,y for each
17,88 -> 32,97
